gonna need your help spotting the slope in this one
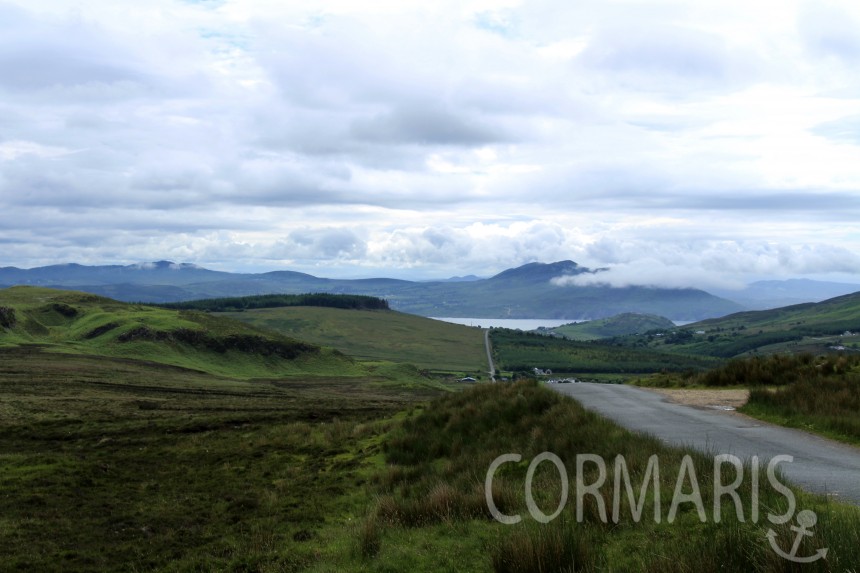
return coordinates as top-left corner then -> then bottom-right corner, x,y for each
548,312 -> 676,341
0,286 -> 361,379
217,306 -> 487,374
611,290 -> 860,358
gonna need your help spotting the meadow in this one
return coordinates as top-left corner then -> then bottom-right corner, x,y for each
3,286 -> 860,571
606,290 -> 860,358
0,347 -> 450,572
0,286 -> 361,380
218,306 -> 487,375
5,351 -> 858,572
489,328 -> 721,379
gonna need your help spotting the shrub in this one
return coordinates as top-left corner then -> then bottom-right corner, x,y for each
0,306 -> 16,329
697,353 -> 859,387
83,321 -> 121,339
51,303 -> 78,318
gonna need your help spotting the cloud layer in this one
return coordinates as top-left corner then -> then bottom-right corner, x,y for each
2,0 -> 860,287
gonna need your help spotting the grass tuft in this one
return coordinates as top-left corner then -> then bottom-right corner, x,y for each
491,519 -> 603,573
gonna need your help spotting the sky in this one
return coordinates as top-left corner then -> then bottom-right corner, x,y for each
2,0 -> 860,289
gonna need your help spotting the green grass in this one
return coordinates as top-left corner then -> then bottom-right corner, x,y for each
0,347 -> 452,572
741,379 -> 860,446
550,313 -> 676,341
359,380 -> 860,572
218,306 -> 487,375
0,286 -> 373,379
4,285 -> 860,570
3,346 -> 859,571
607,291 -> 860,358
490,328 -> 721,377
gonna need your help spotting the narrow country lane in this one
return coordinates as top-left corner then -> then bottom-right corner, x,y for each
484,329 -> 495,382
553,382 -> 860,505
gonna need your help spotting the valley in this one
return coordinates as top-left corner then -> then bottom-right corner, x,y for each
1,284 -> 859,571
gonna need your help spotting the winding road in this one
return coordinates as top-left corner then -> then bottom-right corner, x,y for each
553,383 -> 860,505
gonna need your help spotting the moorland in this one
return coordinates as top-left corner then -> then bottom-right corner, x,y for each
1,284 -> 859,571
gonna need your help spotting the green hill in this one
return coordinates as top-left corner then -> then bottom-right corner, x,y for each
489,328 -> 721,378
613,291 -> 860,358
689,290 -> 860,333
549,313 -> 676,341
216,306 -> 487,374
0,286 -> 363,379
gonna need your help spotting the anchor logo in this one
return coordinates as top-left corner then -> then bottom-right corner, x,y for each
766,510 -> 829,563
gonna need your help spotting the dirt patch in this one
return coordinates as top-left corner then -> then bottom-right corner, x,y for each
645,388 -> 749,411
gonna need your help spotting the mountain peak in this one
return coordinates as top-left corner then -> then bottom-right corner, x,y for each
490,260 -> 584,282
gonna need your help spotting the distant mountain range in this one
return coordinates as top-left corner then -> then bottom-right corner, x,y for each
0,260 -> 745,320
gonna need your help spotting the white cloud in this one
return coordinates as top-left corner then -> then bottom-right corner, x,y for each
1,0 -> 860,286
553,240 -> 860,290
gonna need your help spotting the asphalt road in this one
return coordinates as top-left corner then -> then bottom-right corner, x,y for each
553,382 -> 860,505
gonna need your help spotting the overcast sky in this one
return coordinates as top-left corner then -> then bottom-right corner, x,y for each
2,0 -> 860,288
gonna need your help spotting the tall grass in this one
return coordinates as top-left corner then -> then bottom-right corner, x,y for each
744,376 -> 860,443
361,379 -> 860,572
490,518 -> 604,573
699,354 -> 860,387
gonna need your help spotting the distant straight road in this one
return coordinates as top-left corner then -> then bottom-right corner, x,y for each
553,383 -> 860,505
484,329 -> 496,382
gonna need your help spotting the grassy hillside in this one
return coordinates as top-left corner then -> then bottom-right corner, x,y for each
4,350 -> 858,571
548,312 -> 676,341
218,306 -> 487,374
0,346 -> 451,572
0,286 -> 365,379
690,290 -> 860,334
0,286 -> 469,571
490,328 -> 721,379
607,291 -> 860,358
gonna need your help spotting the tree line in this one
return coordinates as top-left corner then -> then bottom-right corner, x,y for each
155,293 -> 390,312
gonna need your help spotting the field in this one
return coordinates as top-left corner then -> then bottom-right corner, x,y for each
489,328 -> 721,379
4,350 -> 859,572
0,286 -> 364,380
548,313 -> 675,341
3,286 -> 860,570
0,287 -> 461,570
608,291 -> 860,358
218,306 -> 487,375
0,347 -> 452,572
